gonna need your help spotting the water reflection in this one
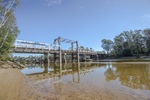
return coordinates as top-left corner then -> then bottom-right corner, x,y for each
24,62 -> 102,83
21,62 -> 150,99
105,64 -> 150,90
22,62 -> 150,91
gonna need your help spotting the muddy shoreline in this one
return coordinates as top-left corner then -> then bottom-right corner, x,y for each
0,61 -> 56,100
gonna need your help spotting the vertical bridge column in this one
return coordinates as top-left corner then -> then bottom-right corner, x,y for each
44,53 -> 50,64
76,41 -> 79,62
71,43 -> 74,62
76,41 -> 80,71
76,41 -> 80,66
53,40 -> 56,50
64,53 -> 67,69
97,54 -> 99,62
58,37 -> 62,75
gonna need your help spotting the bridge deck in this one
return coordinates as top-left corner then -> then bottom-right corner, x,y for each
11,47 -> 102,55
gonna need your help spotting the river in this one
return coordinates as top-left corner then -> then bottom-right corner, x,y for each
21,62 -> 150,100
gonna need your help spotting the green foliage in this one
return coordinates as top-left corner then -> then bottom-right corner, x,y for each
79,46 -> 93,51
122,49 -> 132,57
79,46 -> 84,50
102,28 -> 150,58
0,28 -> 18,60
143,28 -> 150,53
0,1 -> 20,61
101,39 -> 114,54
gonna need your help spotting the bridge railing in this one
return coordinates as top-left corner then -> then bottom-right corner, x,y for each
14,40 -> 51,50
13,40 -> 106,54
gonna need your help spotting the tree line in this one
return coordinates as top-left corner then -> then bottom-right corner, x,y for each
101,28 -> 150,58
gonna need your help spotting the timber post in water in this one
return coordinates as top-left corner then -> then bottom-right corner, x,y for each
44,53 -> 50,64
71,42 -> 74,63
53,37 -> 62,75
71,40 -> 79,63
76,41 -> 79,63
44,63 -> 49,73
97,54 -> 99,62
58,37 -> 62,75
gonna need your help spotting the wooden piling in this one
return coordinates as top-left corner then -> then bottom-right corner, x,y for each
58,37 -> 62,75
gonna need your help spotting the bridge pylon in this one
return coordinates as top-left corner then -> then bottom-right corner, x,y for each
44,53 -> 50,64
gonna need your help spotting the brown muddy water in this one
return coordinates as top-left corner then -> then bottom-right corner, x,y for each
21,62 -> 150,100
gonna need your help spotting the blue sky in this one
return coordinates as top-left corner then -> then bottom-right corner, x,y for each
15,0 -> 150,51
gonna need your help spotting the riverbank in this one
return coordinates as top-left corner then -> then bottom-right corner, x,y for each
0,61 -> 26,69
0,68 -> 27,100
0,61 -> 57,100
0,68 -> 52,100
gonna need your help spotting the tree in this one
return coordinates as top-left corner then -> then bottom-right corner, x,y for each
113,31 -> 135,57
132,30 -> 143,58
0,0 -> 19,49
79,46 -> 84,50
0,0 -> 19,28
101,28 -> 150,58
114,35 -> 125,57
0,0 -> 20,61
101,39 -> 113,54
90,48 -> 93,51
142,28 -> 150,54
113,30 -> 144,57
86,47 -> 89,51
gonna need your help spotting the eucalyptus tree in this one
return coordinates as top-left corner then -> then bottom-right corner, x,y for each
118,31 -> 134,57
132,30 -> 143,57
79,46 -> 84,50
101,28 -> 150,58
0,12 -> 20,60
85,47 -> 89,51
0,0 -> 19,28
142,28 -> 150,54
120,31 -> 133,50
0,0 -> 19,49
0,0 -> 20,60
90,48 -> 93,51
113,30 -> 143,57
101,39 -> 114,54
0,0 -> 19,37
114,35 -> 125,56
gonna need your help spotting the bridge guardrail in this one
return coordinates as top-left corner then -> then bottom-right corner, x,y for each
13,40 -> 106,54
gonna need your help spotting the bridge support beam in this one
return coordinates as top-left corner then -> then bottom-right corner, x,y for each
64,53 -> 67,69
59,50 -> 62,75
97,54 -> 99,62
84,54 -> 86,62
58,37 -> 62,75
76,41 -> 79,63
44,63 -> 49,73
71,43 -> 74,63
44,53 -> 50,64
76,41 -> 80,71
71,41 -> 79,63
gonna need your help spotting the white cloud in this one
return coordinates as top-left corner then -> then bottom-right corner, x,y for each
44,0 -> 62,6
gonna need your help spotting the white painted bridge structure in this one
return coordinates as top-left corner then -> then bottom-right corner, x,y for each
10,37 -> 106,75
11,39 -> 103,55
11,37 -> 106,65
